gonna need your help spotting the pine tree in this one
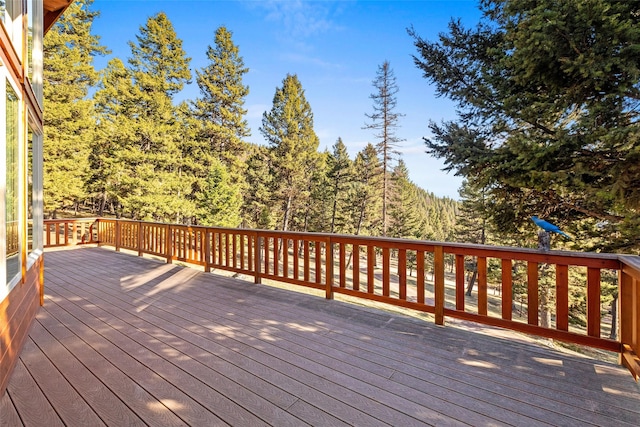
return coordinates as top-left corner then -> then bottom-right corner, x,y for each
410,0 -> 640,253
192,26 -> 250,172
43,0 -> 108,217
348,143 -> 383,236
89,58 -> 136,217
260,74 -> 320,231
364,61 -> 404,236
327,138 -> 353,233
195,159 -> 242,227
388,160 -> 422,239
241,144 -> 275,229
123,12 -> 193,222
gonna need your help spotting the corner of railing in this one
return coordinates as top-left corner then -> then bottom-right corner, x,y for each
619,254 -> 640,381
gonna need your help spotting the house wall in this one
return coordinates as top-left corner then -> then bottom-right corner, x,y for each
0,0 -> 46,396
0,258 -> 42,394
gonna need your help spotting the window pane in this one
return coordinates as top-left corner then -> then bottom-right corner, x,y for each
6,81 -> 19,284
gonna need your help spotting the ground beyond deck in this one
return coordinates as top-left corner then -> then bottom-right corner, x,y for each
2,247 -> 639,426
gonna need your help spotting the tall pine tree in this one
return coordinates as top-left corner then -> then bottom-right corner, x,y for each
260,74 -> 320,231
123,12 -> 193,222
43,0 -> 108,217
191,26 -> 250,172
364,61 -> 404,236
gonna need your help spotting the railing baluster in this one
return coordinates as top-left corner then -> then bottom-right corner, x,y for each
293,239 -> 299,280
367,245 -> 375,294
556,264 -> 569,331
478,256 -> 488,316
326,239 -> 333,300
352,244 -> 360,291
382,247 -> 390,297
455,254 -> 465,311
304,240 -> 310,282
339,243 -> 346,288
502,259 -> 512,320
399,249 -> 407,300
315,241 -> 322,284
588,267 -> 601,337
527,261 -> 539,326
434,246 -> 445,325
417,250 -> 425,304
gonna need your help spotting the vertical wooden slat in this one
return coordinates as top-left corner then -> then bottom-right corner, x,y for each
382,248 -> 390,297
417,250 -> 425,304
478,256 -> 487,316
248,233 -> 253,272
282,238 -> 288,278
556,264 -> 569,331
137,222 -> 143,256
434,246 -> 445,325
455,254 -> 465,311
339,243 -> 346,288
264,236 -> 270,276
254,234 -> 261,284
115,221 -> 121,251
240,234 -> 245,269
164,224 -> 173,264
72,223 -> 77,244
326,239 -> 334,300
501,259 -> 512,320
527,261 -> 539,326
293,239 -> 299,280
367,245 -> 375,294
315,241 -> 322,284
274,237 -> 279,276
398,249 -> 407,300
587,267 -> 601,338
232,233 -> 238,269
225,233 -> 231,267
304,240 -> 310,282
352,244 -> 360,291
204,229 -> 211,273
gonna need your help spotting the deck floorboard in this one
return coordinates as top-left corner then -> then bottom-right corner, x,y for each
3,247 -> 640,426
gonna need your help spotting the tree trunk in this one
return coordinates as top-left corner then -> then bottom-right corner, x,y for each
609,295 -> 618,340
465,270 -> 477,296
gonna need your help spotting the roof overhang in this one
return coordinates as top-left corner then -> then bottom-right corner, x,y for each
43,0 -> 74,35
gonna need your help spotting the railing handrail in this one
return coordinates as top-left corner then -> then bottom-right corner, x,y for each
44,217 -> 640,379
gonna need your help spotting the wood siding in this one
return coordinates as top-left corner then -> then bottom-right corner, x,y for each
0,258 -> 42,395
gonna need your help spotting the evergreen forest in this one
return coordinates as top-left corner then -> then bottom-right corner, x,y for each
44,0 -> 640,258
44,0 -> 457,242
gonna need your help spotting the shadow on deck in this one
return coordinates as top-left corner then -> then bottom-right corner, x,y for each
2,247 -> 639,426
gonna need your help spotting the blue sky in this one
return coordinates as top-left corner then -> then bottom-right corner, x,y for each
91,0 -> 483,199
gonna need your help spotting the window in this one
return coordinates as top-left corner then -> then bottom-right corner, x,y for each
6,80 -> 20,285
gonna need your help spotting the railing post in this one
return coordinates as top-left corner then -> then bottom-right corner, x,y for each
137,221 -> 143,256
254,232 -> 262,284
619,261 -> 640,380
115,220 -> 121,252
204,228 -> 211,273
166,224 -> 173,264
326,238 -> 334,300
434,245 -> 445,325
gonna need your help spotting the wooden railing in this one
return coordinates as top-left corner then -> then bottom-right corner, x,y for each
44,218 -> 640,379
44,218 -> 99,247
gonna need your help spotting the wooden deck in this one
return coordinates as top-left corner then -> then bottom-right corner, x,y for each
2,247 -> 639,426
